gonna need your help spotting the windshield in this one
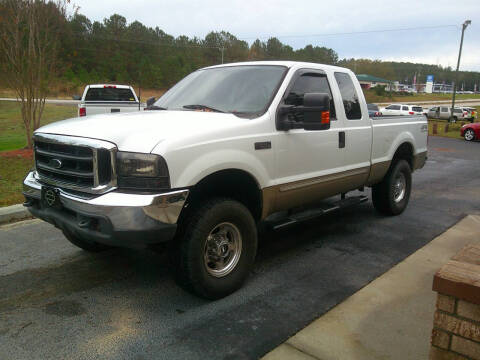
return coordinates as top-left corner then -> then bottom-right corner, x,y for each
154,65 -> 287,116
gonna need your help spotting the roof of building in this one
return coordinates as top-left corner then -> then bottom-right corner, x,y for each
356,74 -> 392,83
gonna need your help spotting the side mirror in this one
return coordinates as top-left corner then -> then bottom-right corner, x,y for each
146,97 -> 156,107
302,93 -> 330,131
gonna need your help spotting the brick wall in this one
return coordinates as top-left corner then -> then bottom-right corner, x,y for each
430,245 -> 480,360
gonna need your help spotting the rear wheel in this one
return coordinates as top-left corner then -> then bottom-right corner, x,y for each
464,129 -> 475,141
372,160 -> 412,216
62,229 -> 112,252
172,198 -> 257,299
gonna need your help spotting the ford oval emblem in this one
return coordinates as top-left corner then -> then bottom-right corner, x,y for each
49,158 -> 63,169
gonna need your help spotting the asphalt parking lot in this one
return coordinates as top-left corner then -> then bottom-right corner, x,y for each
1,136 -> 479,360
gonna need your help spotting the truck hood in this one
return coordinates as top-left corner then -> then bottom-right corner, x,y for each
35,110 -> 246,153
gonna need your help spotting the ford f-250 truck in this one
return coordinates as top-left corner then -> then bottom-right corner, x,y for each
23,61 -> 427,299
77,84 -> 144,117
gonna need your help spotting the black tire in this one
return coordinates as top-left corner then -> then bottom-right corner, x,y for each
372,160 -> 412,216
172,198 -> 257,299
62,229 -> 112,252
464,129 -> 476,141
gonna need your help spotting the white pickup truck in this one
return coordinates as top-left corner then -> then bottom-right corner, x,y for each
23,61 -> 427,299
77,84 -> 144,117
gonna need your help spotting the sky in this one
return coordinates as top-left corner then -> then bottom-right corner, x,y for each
70,0 -> 480,73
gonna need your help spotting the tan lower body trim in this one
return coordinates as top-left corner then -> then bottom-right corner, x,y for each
366,160 -> 391,186
413,151 -> 427,170
261,167 -> 369,219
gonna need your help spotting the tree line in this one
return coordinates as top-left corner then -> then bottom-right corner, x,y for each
61,13 -> 340,90
60,13 -> 480,92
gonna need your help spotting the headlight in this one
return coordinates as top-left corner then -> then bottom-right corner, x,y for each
116,152 -> 170,191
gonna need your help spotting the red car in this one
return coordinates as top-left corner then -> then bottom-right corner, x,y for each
461,122 -> 480,141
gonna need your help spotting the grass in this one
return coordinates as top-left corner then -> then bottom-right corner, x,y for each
428,120 -> 465,139
0,100 -> 77,207
0,101 -> 77,151
0,153 -> 33,207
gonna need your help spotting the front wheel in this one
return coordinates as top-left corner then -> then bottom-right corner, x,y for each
464,129 -> 475,141
172,198 -> 257,299
372,160 -> 412,216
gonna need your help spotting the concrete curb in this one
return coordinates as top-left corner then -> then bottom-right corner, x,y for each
0,204 -> 32,225
262,215 -> 480,360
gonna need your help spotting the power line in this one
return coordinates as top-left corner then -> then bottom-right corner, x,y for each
68,24 -> 459,50
238,24 -> 459,40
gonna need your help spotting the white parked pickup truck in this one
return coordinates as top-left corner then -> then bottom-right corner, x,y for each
78,84 -> 144,117
23,61 -> 428,299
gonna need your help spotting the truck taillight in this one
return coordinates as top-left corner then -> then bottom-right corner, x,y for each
409,111 -> 414,115
79,107 -> 86,117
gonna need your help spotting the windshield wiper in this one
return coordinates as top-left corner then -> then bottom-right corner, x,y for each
183,104 -> 225,113
145,105 -> 167,110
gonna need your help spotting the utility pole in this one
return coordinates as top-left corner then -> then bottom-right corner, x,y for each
450,20 -> 471,122
220,46 -> 225,64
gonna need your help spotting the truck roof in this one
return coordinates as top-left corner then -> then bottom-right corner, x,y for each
203,61 -> 353,73
86,84 -> 133,89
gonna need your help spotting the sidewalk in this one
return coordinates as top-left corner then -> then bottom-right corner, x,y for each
262,215 -> 480,360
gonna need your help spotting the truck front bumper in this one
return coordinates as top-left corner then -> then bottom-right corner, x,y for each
23,171 -> 189,248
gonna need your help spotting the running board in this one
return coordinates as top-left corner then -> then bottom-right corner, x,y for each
265,195 -> 369,231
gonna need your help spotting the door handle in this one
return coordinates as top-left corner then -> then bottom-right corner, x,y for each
339,131 -> 345,148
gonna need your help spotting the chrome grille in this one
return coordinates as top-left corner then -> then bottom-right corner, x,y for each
33,134 -> 117,194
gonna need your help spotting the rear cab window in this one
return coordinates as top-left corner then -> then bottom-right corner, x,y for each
334,72 -> 362,120
85,87 -> 137,102
412,106 -> 423,112
402,106 -> 409,111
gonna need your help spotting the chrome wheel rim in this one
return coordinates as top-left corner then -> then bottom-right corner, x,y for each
204,222 -> 242,278
465,130 -> 474,141
393,173 -> 406,203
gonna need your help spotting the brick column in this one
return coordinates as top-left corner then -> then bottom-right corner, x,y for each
430,245 -> 480,360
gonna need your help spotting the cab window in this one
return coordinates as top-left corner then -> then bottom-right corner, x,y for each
285,72 -> 336,120
334,72 -> 362,120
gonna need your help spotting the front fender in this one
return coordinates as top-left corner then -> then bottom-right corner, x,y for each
168,149 -> 271,189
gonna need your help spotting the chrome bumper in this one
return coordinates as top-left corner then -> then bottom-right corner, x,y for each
23,171 -> 189,247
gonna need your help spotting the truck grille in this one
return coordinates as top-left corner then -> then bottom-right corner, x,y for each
33,134 -> 116,193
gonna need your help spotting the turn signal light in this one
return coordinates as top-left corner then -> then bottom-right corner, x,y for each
321,111 -> 330,124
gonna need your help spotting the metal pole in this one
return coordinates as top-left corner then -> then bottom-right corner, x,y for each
138,71 -> 141,111
221,47 -> 225,64
450,20 -> 471,122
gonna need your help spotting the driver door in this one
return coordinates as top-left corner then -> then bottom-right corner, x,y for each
273,69 -> 346,211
